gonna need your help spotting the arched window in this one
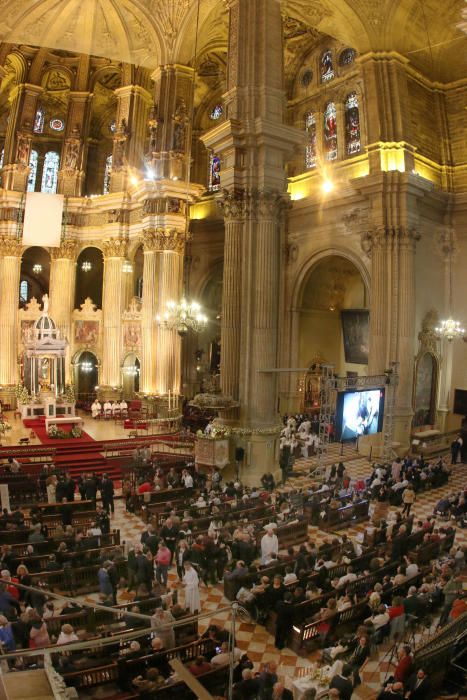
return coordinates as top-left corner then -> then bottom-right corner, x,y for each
27,150 -> 39,192
339,48 -> 356,66
41,151 -> 60,193
103,154 -> 112,194
320,50 -> 334,82
304,112 -> 317,169
323,102 -> 338,160
34,107 -> 45,134
0,148 -> 4,168
345,92 -> 361,155
209,154 -> 221,192
19,279 -> 29,303
136,276 -> 143,299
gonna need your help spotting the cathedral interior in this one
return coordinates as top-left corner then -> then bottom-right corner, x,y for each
0,1 -> 466,697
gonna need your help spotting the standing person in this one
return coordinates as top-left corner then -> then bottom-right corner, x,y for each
64,473 -> 75,501
175,540 -> 190,580
101,474 -> 115,514
98,563 -> 113,599
107,560 -> 119,605
151,607 -> 175,649
402,485 -> 415,517
84,474 -> 97,508
261,525 -> 278,565
182,561 -> 201,614
160,517 -> 179,563
154,542 -> 171,589
46,475 -> 57,504
274,592 -> 294,649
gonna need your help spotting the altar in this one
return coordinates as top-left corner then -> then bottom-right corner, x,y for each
20,295 -> 75,420
45,416 -> 83,431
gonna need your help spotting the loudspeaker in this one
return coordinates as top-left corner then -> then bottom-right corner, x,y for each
235,447 -> 245,462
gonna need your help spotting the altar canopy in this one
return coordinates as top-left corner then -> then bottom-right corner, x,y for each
22,295 -> 67,397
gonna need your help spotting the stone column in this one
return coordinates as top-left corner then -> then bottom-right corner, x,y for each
110,84 -> 152,192
49,239 -> 78,382
99,238 -> 127,399
2,83 -> 42,192
58,92 -> 92,196
0,237 -> 22,403
139,228 -> 184,396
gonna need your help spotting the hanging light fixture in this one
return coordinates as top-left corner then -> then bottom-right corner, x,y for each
81,261 -> 92,272
32,263 -> 42,274
436,233 -> 465,342
124,365 -> 140,375
122,259 -> 133,273
156,299 -> 208,337
156,0 -> 208,339
80,360 -> 94,372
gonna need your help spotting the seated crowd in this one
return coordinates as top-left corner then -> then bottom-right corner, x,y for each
0,440 -> 464,700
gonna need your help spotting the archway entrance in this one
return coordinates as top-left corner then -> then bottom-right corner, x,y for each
75,247 -> 104,309
298,256 -> 369,387
19,246 -> 51,308
122,353 -> 140,399
73,350 -> 99,402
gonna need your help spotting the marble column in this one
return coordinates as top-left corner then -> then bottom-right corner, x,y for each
49,239 -> 78,382
99,238 -> 127,398
0,238 -> 22,399
140,241 -> 157,395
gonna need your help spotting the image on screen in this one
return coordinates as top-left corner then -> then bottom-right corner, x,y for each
337,389 -> 384,441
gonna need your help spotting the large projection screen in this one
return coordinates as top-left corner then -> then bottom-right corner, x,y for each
22,192 -> 63,247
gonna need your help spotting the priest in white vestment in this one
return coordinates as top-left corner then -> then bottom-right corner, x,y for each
183,562 -> 201,614
260,526 -> 279,565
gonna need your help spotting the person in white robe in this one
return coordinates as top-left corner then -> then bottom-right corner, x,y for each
260,527 -> 278,565
183,562 -> 201,614
120,400 -> 128,415
297,419 -> 311,436
91,400 -> 101,418
103,401 -> 112,417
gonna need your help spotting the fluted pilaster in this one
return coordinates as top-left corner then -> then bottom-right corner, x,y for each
0,238 -> 22,385
100,238 -> 127,390
49,239 -> 78,382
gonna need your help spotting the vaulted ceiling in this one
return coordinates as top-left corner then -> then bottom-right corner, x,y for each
0,0 -> 465,82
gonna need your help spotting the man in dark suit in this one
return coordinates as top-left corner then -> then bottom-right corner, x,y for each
329,663 -> 354,700
60,497 -> 73,527
274,592 -> 294,650
101,474 -> 115,514
377,682 -> 404,700
405,669 -> 431,700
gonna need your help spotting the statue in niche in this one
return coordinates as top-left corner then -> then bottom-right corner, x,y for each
16,135 -> 29,165
42,293 -> 49,314
65,140 -> 80,169
173,99 -> 188,152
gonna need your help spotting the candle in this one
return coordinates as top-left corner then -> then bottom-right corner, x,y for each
168,390 -> 171,411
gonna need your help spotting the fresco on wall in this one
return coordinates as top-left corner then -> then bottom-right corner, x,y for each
341,309 -> 369,364
413,352 -> 437,427
74,320 -> 99,344
20,320 -> 35,343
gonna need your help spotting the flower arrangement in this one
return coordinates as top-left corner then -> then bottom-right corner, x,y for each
48,424 -> 82,439
15,383 -> 30,405
0,420 -> 12,435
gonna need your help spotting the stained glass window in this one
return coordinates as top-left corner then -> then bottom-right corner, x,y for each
0,148 -> 3,168
320,50 -> 334,82
103,154 -> 112,194
49,118 -> 65,131
305,112 -> 317,169
340,48 -> 356,66
27,150 -> 38,192
34,107 -> 45,133
19,279 -> 29,303
209,104 -> 223,120
345,92 -> 361,155
109,120 -> 116,133
41,151 -> 60,193
209,154 -> 221,191
323,102 -> 338,160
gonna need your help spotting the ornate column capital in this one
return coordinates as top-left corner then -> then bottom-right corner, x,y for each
361,225 -> 420,255
102,237 -> 128,259
142,227 -> 186,253
219,189 -> 247,221
219,188 -> 288,222
0,237 -> 22,257
50,239 -> 79,261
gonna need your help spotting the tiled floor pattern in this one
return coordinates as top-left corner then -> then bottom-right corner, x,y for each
87,455 -> 466,699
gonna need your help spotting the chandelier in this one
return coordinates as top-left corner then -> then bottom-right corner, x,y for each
80,361 -> 94,373
81,261 -> 92,272
32,263 -> 42,274
122,259 -> 133,273
156,299 -> 208,337
436,236 -> 465,341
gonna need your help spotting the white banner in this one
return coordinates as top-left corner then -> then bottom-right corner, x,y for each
23,192 -> 64,247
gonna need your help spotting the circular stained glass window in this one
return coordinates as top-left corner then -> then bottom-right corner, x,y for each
209,104 -> 223,120
301,69 -> 313,87
49,118 -> 65,131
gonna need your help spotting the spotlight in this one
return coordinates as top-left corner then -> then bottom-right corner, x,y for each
130,175 -> 139,186
322,178 -> 334,194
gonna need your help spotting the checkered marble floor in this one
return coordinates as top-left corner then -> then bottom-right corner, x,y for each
90,455 -> 466,698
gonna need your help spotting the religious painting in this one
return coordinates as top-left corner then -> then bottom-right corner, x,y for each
320,50 -> 334,82
123,321 -> 142,348
324,102 -> 337,160
74,320 -> 99,345
209,155 -> 221,191
413,352 -> 437,427
341,309 -> 369,364
20,320 -> 35,343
